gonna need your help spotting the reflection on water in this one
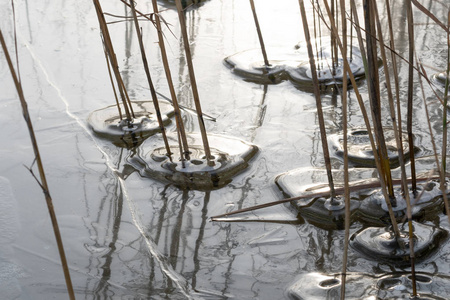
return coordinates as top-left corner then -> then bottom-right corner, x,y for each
1,0 -> 450,299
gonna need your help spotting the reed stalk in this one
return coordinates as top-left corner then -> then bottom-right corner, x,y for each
155,91 -> 216,121
384,0 -> 403,188
406,0 -> 417,194
411,0 -> 450,34
443,11 -> 450,184
417,62 -> 441,177
349,0 -> 367,70
174,0 -> 215,166
93,0 -> 135,122
320,0 -> 402,238
151,0 -> 191,161
363,0 -> 399,208
298,0 -> 336,201
210,176 -> 438,220
416,60 -> 450,226
372,0 -> 417,294
441,10 -> 450,225
249,0 -> 270,67
129,0 -> 172,159
330,0 -> 338,73
102,41 -> 123,120
0,29 -> 75,300
337,1 -> 350,298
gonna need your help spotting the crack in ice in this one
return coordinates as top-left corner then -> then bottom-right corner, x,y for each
18,32 -> 198,300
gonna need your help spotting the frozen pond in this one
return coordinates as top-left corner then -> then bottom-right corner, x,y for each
1,0 -> 450,299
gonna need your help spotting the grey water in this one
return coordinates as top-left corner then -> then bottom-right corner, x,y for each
0,0 -> 449,299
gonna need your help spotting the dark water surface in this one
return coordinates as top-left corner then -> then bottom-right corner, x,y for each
1,0 -> 450,299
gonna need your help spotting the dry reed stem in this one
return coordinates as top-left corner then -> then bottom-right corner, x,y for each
249,0 -> 270,67
337,1 -> 350,298
373,0 -> 417,293
383,0 -> 403,182
440,10 -> 450,225
364,0 -> 396,201
129,0 -> 173,159
298,0 -> 336,200
155,91 -> 216,121
348,0 -> 368,70
411,0 -> 449,34
318,0 -> 401,238
0,29 -> 75,300
174,0 -> 215,166
210,176 -> 441,220
101,39 -> 123,120
93,0 -> 134,121
417,61 -> 441,180
406,0 -> 417,195
151,0 -> 191,161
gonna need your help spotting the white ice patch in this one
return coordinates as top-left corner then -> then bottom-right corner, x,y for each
0,177 -> 25,299
0,177 -> 21,250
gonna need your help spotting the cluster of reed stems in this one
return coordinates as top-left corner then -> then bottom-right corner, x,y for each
213,0 -> 450,298
95,0 -> 215,166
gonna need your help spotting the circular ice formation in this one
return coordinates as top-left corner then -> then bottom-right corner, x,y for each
287,272 -> 372,300
224,48 -> 298,84
350,221 -> 447,265
126,133 -> 258,190
358,181 -> 444,226
376,273 -> 447,300
296,196 -> 361,230
287,272 -> 450,300
275,168 -> 376,229
275,168 -> 445,229
224,38 -> 371,90
431,72 -> 450,93
286,45 -> 366,90
87,100 -> 174,148
329,128 -> 415,168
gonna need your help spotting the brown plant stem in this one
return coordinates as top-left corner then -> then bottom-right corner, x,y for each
364,0 -> 396,201
93,0 -> 134,121
320,0 -> 401,238
338,1 -> 350,298
441,10 -> 450,226
0,29 -> 75,300
129,0 -> 172,159
210,176 -> 440,221
174,0 -> 215,166
249,0 -> 270,67
151,0 -> 191,161
102,41 -> 123,120
406,0 -> 417,195
372,0 -> 417,294
384,0 -> 403,194
298,0 -> 336,201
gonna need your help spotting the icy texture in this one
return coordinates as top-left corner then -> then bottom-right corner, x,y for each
0,177 -> 20,247
350,221 -> 447,265
225,38 -> 368,91
0,177 -> 24,300
288,272 -> 450,300
126,133 -> 258,189
329,128 -> 414,168
359,181 -> 444,225
431,72 -> 450,94
87,100 -> 174,148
